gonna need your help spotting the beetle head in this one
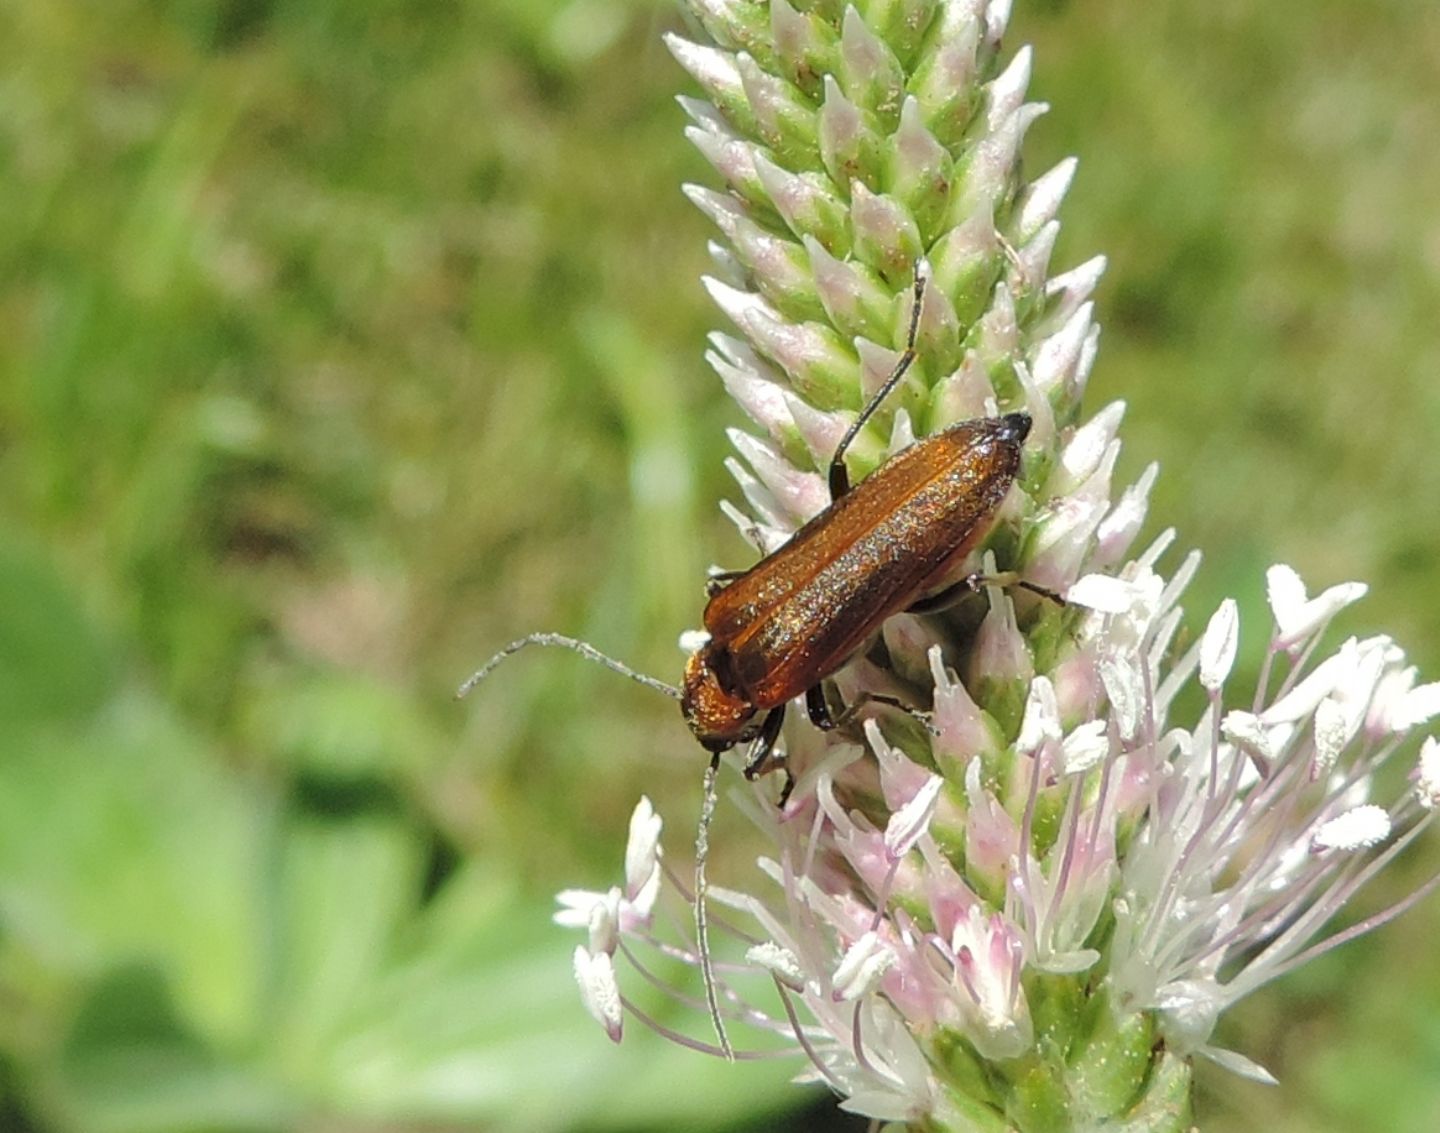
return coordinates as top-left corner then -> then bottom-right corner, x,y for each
681,643 -> 757,751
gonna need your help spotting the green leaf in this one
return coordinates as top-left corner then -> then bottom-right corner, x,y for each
0,534 -> 118,729
60,964 -> 294,1133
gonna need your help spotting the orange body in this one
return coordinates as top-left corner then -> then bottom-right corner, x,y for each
681,412 -> 1030,750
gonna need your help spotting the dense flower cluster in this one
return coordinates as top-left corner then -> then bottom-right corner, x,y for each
555,2 -> 1440,1128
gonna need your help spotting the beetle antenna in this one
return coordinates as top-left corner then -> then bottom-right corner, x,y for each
828,266 -> 929,498
456,633 -> 681,701
695,750 -> 734,1060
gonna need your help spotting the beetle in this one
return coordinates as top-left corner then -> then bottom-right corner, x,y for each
462,274 -> 1047,792
681,408 -> 1033,783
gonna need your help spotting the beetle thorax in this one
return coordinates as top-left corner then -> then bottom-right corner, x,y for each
680,644 -> 756,751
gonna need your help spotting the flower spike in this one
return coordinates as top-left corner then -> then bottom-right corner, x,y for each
553,5 -> 1440,1129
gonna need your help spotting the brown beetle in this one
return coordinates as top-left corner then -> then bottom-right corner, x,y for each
461,277 -> 1040,780
680,409 -> 1031,774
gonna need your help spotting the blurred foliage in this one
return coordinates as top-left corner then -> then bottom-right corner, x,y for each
0,0 -> 1437,1131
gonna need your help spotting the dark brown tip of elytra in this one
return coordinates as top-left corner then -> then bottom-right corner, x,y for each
997,412 -> 1032,444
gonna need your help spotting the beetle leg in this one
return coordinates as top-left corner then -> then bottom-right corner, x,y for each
741,705 -> 795,807
807,682 -> 936,737
827,272 -> 928,501
971,571 -> 1067,607
704,568 -> 748,597
908,570 -> 1067,614
805,682 -> 838,730
742,703 -> 787,780
776,771 -> 796,810
1014,578 -> 1067,606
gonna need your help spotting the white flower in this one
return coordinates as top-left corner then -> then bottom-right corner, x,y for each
1313,806 -> 1391,852
1061,719 -> 1110,774
555,798 -> 665,937
573,946 -> 623,1043
833,932 -> 897,1001
883,774 -> 944,858
623,795 -> 663,912
1199,598 -> 1240,692
948,907 -> 1033,1057
1266,563 -> 1368,649
1016,675 -> 1062,754
745,941 -> 808,991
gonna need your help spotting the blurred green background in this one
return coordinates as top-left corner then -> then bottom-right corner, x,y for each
1,1 -> 1438,1130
